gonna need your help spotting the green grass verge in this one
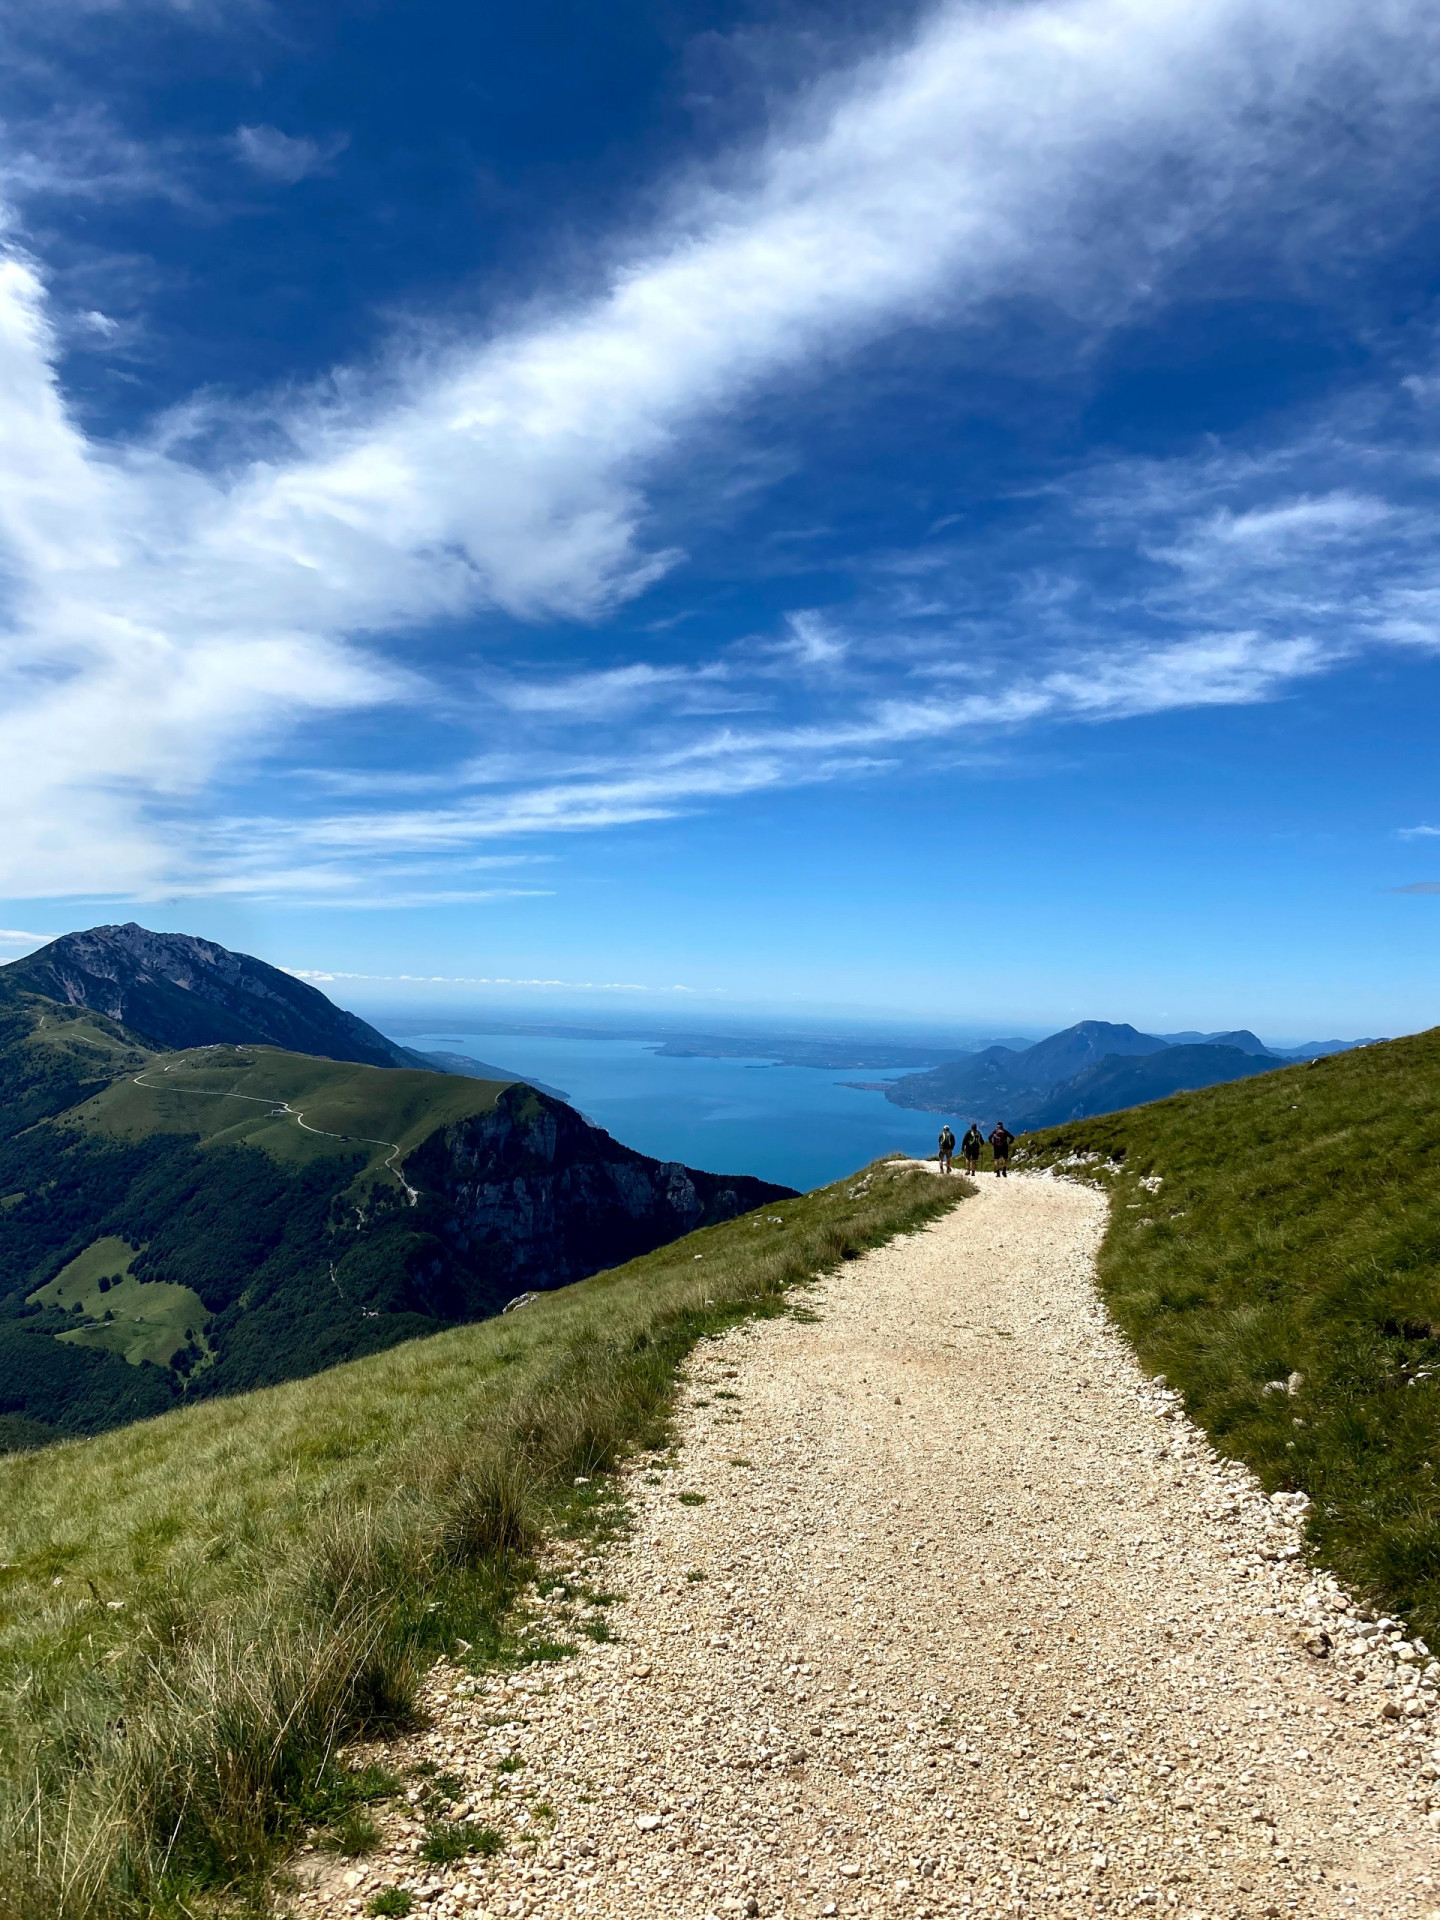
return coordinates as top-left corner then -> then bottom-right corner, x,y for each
1019,1027 -> 1440,1638
0,1156 -> 966,1918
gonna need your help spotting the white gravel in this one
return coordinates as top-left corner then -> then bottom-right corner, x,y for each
289,1173 -> 1440,1920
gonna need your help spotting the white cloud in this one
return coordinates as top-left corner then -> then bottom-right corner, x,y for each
192,627 -> 1326,866
0,0 -> 1437,896
1168,493 -> 1396,563
0,106 -> 196,206
283,967 -> 711,992
782,610 -> 847,667
488,662 -> 721,717
231,124 -> 348,185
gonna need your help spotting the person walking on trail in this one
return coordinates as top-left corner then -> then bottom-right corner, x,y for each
988,1122 -> 1014,1177
961,1123 -> 983,1175
937,1124 -> 956,1174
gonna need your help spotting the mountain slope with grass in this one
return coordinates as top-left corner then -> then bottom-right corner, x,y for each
1019,1027 -> 1440,1639
2,924 -> 430,1069
0,947 -> 793,1449
0,925 -> 570,1093
0,1157 -> 966,1920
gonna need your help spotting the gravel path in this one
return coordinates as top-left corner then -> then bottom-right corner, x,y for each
291,1172 -> 1440,1920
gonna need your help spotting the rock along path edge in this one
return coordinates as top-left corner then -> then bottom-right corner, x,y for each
290,1171 -> 1440,1920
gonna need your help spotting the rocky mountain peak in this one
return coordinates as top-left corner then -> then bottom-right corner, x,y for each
1,924 -> 416,1069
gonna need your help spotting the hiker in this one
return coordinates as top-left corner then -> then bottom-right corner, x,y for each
988,1121 -> 1014,1177
937,1123 -> 956,1173
961,1123 -> 983,1174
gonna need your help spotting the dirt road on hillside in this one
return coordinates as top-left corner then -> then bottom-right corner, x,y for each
293,1174 -> 1440,1920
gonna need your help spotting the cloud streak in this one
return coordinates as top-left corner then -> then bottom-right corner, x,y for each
0,0 -> 1437,896
285,968 -> 713,993
231,124 -> 347,185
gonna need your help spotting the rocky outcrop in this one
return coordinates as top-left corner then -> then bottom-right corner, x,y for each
403,1084 -> 794,1311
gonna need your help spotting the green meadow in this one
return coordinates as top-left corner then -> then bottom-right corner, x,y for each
30,1236 -> 208,1372
72,1046 -> 509,1185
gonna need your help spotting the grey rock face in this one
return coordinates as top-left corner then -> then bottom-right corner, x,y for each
408,1086 -> 792,1307
2,923 -> 417,1069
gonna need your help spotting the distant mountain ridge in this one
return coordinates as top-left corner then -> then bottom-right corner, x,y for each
1,926 -> 568,1093
1158,1029 -> 1271,1055
881,1019 -> 1370,1128
5,924 -> 425,1070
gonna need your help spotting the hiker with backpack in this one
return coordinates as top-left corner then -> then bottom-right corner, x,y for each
988,1122 -> 1014,1177
937,1124 -> 956,1173
961,1123 -> 983,1174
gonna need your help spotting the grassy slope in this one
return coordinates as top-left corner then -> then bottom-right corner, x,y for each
30,1237 -> 210,1372
0,1157 -> 969,1920
1020,1027 -> 1440,1638
0,996 -> 154,1141
73,1047 -> 509,1186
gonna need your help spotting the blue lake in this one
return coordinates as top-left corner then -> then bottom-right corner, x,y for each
399,1031 -> 948,1192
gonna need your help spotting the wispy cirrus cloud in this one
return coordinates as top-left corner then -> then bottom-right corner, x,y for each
0,105 -> 199,206
254,406 -> 1440,877
285,968 -> 716,994
230,124 -> 348,185
487,662 -> 730,718
0,0 -> 1438,899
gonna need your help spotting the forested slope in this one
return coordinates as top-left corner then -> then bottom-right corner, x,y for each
0,1022 -> 790,1447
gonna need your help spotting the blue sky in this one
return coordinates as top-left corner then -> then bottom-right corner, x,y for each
3,0 -> 1440,1036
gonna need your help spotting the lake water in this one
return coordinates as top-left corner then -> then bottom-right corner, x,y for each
400,1031 -> 948,1192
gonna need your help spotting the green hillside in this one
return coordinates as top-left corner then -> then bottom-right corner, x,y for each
0,1158 -> 967,1920
74,1044 -> 507,1183
1021,1025 -> 1440,1638
0,1040 -> 512,1448
0,998 -> 795,1446
0,992 -> 153,1139
31,1235 -> 210,1372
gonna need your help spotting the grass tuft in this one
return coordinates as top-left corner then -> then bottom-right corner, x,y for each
418,1820 -> 503,1864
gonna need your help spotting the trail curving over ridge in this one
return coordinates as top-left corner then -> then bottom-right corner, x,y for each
130,1060 -> 420,1203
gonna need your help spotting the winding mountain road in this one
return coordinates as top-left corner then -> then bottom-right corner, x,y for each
294,1174 -> 1440,1920
131,1058 -> 420,1202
